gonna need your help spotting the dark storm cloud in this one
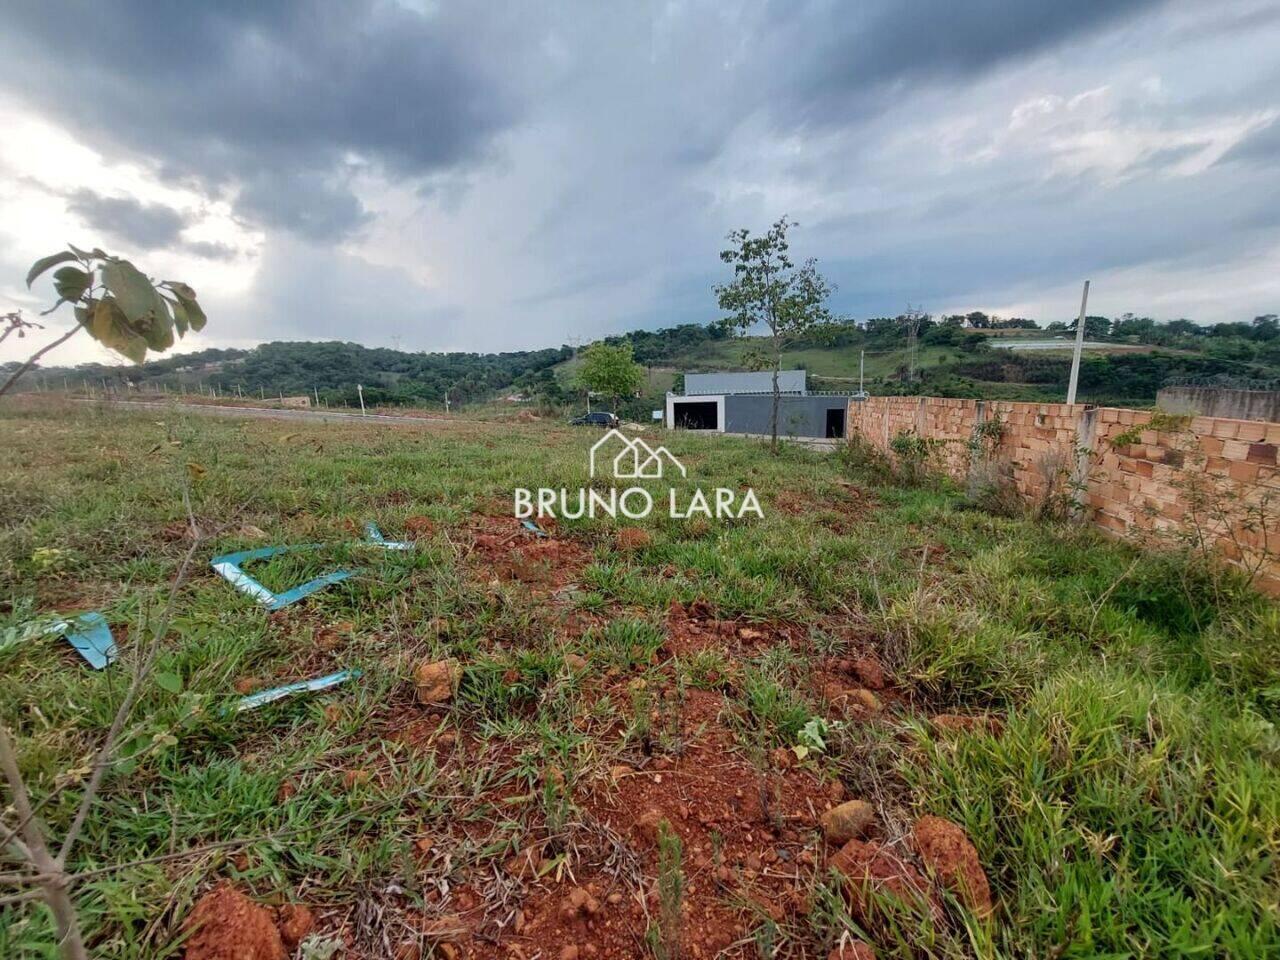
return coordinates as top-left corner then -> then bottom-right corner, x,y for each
1,0 -> 1278,357
65,190 -> 187,250
63,190 -> 240,261
0,1 -> 527,240
780,0 -> 1166,121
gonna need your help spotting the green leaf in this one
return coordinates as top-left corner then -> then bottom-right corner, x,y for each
89,297 -> 148,364
52,266 -> 91,303
26,250 -> 79,288
163,281 -> 206,332
162,294 -> 189,336
155,671 -> 182,694
101,259 -> 174,351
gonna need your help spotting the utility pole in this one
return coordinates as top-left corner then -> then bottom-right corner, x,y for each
357,384 -> 366,416
313,386 -> 319,407
1066,280 -> 1091,406
859,350 -> 865,396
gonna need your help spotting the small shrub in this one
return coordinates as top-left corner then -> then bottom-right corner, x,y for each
838,432 -> 893,485
964,455 -> 1021,517
647,819 -> 684,960
888,429 -> 944,487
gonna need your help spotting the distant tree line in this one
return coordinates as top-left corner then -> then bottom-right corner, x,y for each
6,311 -> 1277,410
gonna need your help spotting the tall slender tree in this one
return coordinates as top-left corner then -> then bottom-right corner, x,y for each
715,217 -> 835,451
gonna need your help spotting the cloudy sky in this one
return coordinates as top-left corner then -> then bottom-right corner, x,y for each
2,0 -> 1279,366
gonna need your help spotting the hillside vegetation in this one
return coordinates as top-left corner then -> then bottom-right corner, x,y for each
7,312 -> 1279,414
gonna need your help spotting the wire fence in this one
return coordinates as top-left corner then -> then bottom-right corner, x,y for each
1161,375 -> 1280,391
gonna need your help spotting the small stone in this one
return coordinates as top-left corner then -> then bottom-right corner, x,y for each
847,688 -> 881,714
820,799 -> 875,844
414,658 -> 461,705
633,808 -> 665,846
565,653 -> 588,671
560,946 -> 580,960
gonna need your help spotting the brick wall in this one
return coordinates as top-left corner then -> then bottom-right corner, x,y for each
847,396 -> 1280,595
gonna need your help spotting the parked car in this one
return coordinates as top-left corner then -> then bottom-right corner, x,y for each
569,411 -> 619,428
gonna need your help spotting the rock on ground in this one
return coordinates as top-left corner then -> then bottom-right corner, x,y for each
182,884 -> 286,960
414,658 -> 461,704
829,839 -> 938,921
820,799 -> 876,845
912,815 -> 993,917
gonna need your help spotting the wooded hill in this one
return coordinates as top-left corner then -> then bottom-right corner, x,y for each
7,313 -> 1278,412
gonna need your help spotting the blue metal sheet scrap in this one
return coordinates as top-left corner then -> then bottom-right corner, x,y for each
211,545 -> 355,611
232,668 -> 362,712
363,522 -> 413,551
52,612 -> 117,669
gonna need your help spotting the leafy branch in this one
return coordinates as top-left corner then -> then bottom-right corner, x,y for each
0,246 -> 206,398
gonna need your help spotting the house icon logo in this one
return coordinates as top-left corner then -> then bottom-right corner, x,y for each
589,429 -> 687,480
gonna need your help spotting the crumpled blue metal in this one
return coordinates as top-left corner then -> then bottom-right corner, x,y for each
210,545 -> 355,611
232,668 -> 362,712
51,612 -> 117,669
363,521 -> 413,551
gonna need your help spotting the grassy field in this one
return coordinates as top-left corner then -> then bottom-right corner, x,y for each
1,403 -> 1277,959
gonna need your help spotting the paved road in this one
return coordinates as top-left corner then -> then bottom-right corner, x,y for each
73,398 -> 469,426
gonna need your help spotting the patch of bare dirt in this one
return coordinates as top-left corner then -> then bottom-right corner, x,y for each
663,600 -> 803,658
465,516 -> 591,590
403,515 -> 437,538
489,687 -> 830,959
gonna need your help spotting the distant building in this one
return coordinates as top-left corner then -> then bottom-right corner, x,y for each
666,369 -> 853,439
683,370 -> 807,396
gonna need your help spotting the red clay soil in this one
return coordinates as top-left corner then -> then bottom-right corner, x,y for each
183,884 -> 286,960
663,600 -> 803,658
466,517 -> 591,589
912,816 -> 993,918
476,687 -> 832,959
403,515 -> 437,538
828,839 -> 940,925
